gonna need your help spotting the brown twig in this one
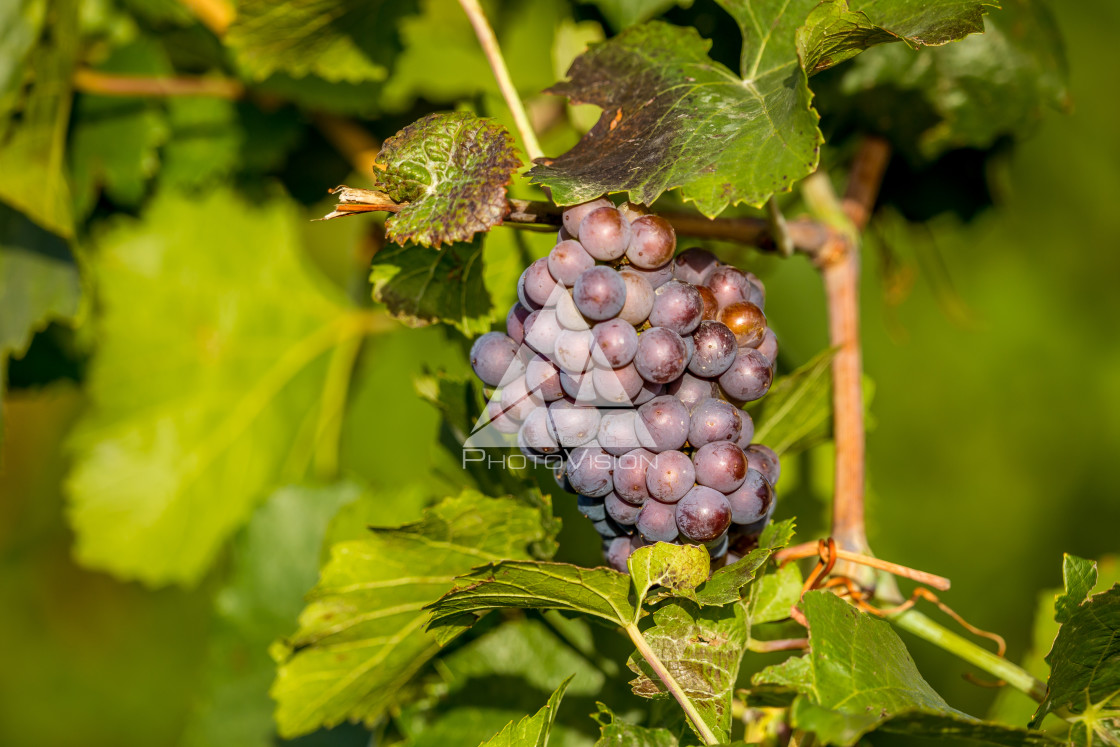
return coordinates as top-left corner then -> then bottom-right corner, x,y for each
747,637 -> 809,653
776,539 -> 951,591
72,69 -> 245,99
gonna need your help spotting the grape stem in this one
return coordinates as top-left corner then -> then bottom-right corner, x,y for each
765,197 -> 795,257
456,0 -> 545,162
625,623 -> 721,745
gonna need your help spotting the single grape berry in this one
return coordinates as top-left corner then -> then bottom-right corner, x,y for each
672,247 -> 719,285
548,240 -> 596,287
485,398 -> 520,434
718,348 -> 774,403
507,303 -> 531,345
561,197 -> 612,238
573,266 -> 627,321
525,356 -> 564,402
688,397 -> 743,448
553,328 -> 595,373
720,301 -> 767,348
689,320 -> 738,377
592,363 -> 644,404
693,440 -> 749,493
725,469 -> 774,524
627,262 -> 674,289
523,309 -> 563,357
637,498 -> 679,543
614,448 -> 654,505
636,394 -> 690,452
578,494 -> 607,521
470,332 -> 520,387
500,378 -> 540,423
579,206 -> 631,261
605,491 -> 643,525
676,486 -> 732,543
522,257 -> 559,307
605,536 -> 632,572
626,215 -> 676,269
745,444 -> 781,487
520,406 -> 560,454
566,443 -> 614,497
697,285 -> 719,321
598,410 -> 643,456
555,291 -> 589,331
633,327 -> 689,384
617,269 -> 655,326
645,450 -> 696,504
546,400 -> 600,447
667,373 -> 718,412
758,327 -> 779,363
735,409 -> 756,449
650,280 -> 703,336
707,266 -> 752,308
591,318 -> 639,368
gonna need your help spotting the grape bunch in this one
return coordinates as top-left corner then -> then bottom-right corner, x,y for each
469,198 -> 781,573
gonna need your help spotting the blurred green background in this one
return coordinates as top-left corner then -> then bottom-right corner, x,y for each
1,0 -> 1117,745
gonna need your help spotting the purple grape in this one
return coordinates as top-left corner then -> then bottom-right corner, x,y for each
633,327 -> 689,385
688,398 -> 743,448
470,332 -> 520,387
650,280 -> 703,335
484,398 -> 519,434
725,469 -> 774,524
580,206 -> 632,261
517,429 -> 552,464
592,516 -> 629,539
618,269 -> 654,325
672,248 -> 719,285
746,271 -> 766,308
553,328 -> 594,373
718,348 -> 774,402
693,441 -> 749,493
735,410 -> 756,449
758,327 -> 778,363
573,266 -> 627,321
605,536 -> 632,572
517,271 -> 542,311
675,486 -> 732,543
688,321 -> 738,377
525,356 -> 564,402
707,266 -> 752,308
645,450 -> 696,504
578,494 -> 606,521
720,301 -> 767,348
632,379 -> 663,406
598,410 -> 643,456
546,400 -> 600,447
636,394 -> 690,452
548,239 -> 596,287
566,443 -> 614,497
637,498 -> 679,543
697,285 -> 719,321
627,262 -> 675,289
562,198 -> 612,238
706,532 -> 730,561
614,448 -> 654,505
745,444 -> 781,486
559,369 -> 599,403
592,318 -> 639,368
522,257 -> 560,307
626,215 -> 676,269
523,309 -> 563,357
593,363 -> 644,405
506,303 -> 531,345
520,406 -> 560,454
557,225 -> 574,243
606,491 -> 642,525
667,373 -> 717,412
555,291 -> 589,330
554,464 -> 576,493
500,378 -> 541,423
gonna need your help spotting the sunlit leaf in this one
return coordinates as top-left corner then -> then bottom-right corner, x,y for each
478,677 -> 572,747
591,703 -> 677,746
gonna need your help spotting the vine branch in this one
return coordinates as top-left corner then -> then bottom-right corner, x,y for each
72,69 -> 244,99
457,0 -> 544,162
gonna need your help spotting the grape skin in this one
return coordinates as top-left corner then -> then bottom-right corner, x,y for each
692,440 -> 749,493
555,291 -> 589,331
614,448 -> 654,505
688,398 -> 743,448
605,491 -> 642,525
553,328 -> 595,373
520,406 -> 560,454
561,197 -> 612,238
598,410 -> 644,456
688,320 -> 738,377
758,327 -> 778,363
627,262 -> 674,289
745,444 -> 781,486
718,348 -> 774,403
725,468 -> 774,524
632,379 -> 663,406
633,327 -> 689,385
719,301 -> 767,348
650,280 -> 703,336
735,409 -> 756,449
573,266 -> 627,321
593,363 -> 644,404
626,215 -> 676,269
548,239 -> 596,287
637,498 -> 679,543
506,303 -> 531,345
469,332 -> 520,387
578,494 -> 606,521
675,485 -> 732,543
645,450 -> 695,504
672,248 -> 718,285
566,443 -> 614,497
484,398 -> 520,434
500,377 -> 540,423
547,400 -> 600,447
525,356 -> 564,402
697,285 -> 719,321
523,309 -> 563,357
667,372 -> 717,412
522,257 -> 559,307
617,269 -> 654,326
592,318 -> 639,368
707,266 -> 752,309
605,536 -> 633,572
636,394 -> 690,452
580,206 -> 632,261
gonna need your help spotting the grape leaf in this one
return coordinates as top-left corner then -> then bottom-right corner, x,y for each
181,483 -> 363,747
744,561 -> 803,626
797,0 -> 995,74
1033,586 -> 1120,734
755,592 -> 1061,746
426,560 -> 635,632
627,601 -> 748,742
478,677 -> 572,747
529,18 -> 822,218
628,542 -> 710,608
580,0 -> 693,31
270,491 -> 552,738
1057,554 -> 1099,625
372,112 -> 521,248
0,0 -> 76,238
591,703 -> 677,746
224,0 -> 407,83
693,518 -> 794,606
159,98 -> 242,190
832,0 -> 1068,158
65,189 -> 358,586
0,0 -> 46,110
369,239 -> 492,336
750,348 -> 837,455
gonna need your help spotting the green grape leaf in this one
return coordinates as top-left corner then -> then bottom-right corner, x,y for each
372,112 -> 522,248
426,560 -> 635,633
755,592 -> 1061,746
628,542 -> 710,607
0,0 -> 47,109
181,483 -> 362,747
1033,586 -> 1120,733
751,348 -> 837,455
65,189 -> 357,586
591,703 -> 677,746
745,561 -> 803,625
369,239 -> 493,336
693,519 -> 795,606
797,0 -> 994,74
159,98 -> 242,190
224,0 -> 406,83
1056,554 -> 1099,625
627,601 -> 748,742
478,677 -> 572,747
0,0 -> 76,238
270,491 -> 552,738
580,0 -> 693,31
529,17 -> 822,218
833,0 -> 1068,158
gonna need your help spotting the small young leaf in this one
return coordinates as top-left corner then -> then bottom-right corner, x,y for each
1056,553 -> 1098,625
426,561 -> 635,631
478,676 -> 572,747
370,238 -> 493,336
270,490 -> 552,738
530,20 -> 821,218
373,112 -> 522,248
628,542 -> 710,607
693,518 -> 795,606
745,562 -> 803,625
591,702 -> 677,746
1032,586 -> 1120,732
